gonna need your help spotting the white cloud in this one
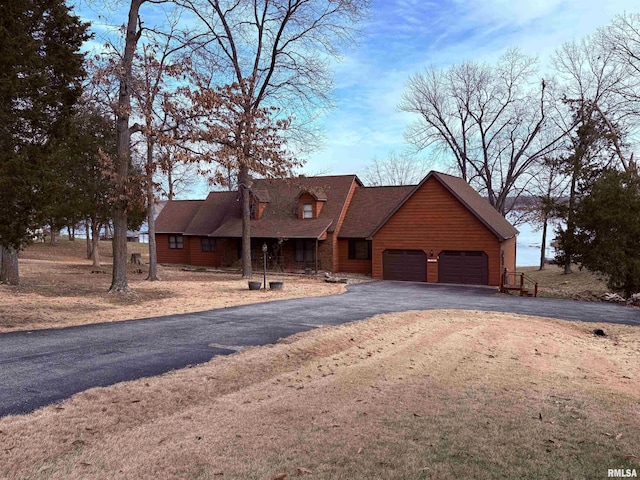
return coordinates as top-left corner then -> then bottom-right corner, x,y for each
301,0 -> 638,177
75,0 -> 638,187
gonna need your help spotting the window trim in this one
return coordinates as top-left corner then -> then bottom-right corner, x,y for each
348,239 -> 371,260
295,239 -> 315,262
201,237 -> 216,253
168,235 -> 183,249
302,203 -> 313,219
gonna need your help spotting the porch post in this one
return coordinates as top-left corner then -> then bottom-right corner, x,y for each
315,239 -> 318,274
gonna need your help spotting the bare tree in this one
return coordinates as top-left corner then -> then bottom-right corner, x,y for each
92,0 -> 188,292
522,157 -> 568,270
178,0 -> 370,278
601,13 -> 640,99
156,142 -> 202,198
554,18 -> 640,173
129,24 -> 191,281
360,151 -> 430,186
401,49 -> 569,217
187,81 -> 302,277
107,0 -> 146,293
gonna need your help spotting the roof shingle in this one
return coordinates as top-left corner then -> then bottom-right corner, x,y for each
367,171 -> 518,241
158,175 -> 360,239
339,185 -> 415,238
155,200 -> 204,233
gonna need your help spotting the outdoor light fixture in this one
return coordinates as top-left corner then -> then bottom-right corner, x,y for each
429,250 -> 434,257
262,243 -> 268,290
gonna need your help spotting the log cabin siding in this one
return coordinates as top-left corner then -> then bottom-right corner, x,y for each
156,233 -> 190,264
337,238 -> 372,274
372,177 -> 503,286
500,236 -> 517,273
187,236 -> 223,267
332,180 -> 360,272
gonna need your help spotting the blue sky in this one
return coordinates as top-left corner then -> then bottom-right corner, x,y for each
76,0 -> 636,179
310,0 -> 637,176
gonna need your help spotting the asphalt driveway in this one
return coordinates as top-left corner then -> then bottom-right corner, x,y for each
1,281 -> 638,418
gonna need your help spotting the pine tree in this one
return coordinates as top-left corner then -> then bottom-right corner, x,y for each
0,0 -> 89,284
573,170 -> 640,297
554,102 -> 615,274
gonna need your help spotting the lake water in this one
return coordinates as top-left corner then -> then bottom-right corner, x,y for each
516,221 -> 559,267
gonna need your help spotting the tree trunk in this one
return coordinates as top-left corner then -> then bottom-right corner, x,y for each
564,168 -> 578,275
69,225 -> 75,241
85,219 -> 92,259
167,167 -> 174,200
110,210 -> 129,291
0,246 -> 19,285
239,165 -> 252,278
110,0 -> 143,293
146,138 -> 159,281
539,213 -> 548,271
91,217 -> 100,268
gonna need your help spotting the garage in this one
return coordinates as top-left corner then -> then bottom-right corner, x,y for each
382,249 -> 426,282
438,250 -> 488,285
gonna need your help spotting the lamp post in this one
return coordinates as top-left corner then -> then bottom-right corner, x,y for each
262,242 -> 268,290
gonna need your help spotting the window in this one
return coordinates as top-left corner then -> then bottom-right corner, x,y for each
295,239 -> 315,262
302,203 -> 313,219
201,237 -> 216,252
348,239 -> 371,260
168,235 -> 183,249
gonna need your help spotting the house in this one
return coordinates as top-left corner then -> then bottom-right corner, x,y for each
155,172 -> 518,286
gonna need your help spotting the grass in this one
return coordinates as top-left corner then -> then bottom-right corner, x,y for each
0,238 -> 347,332
0,310 -> 638,479
1,240 -> 639,478
519,265 -> 610,299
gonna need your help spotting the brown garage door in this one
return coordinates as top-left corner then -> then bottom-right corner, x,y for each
438,251 -> 488,285
382,249 -> 426,282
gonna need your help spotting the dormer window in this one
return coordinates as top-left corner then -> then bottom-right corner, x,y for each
250,188 -> 270,220
297,189 -> 325,219
302,203 -> 313,219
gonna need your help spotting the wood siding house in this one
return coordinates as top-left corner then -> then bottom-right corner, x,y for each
368,172 -> 518,286
155,172 -> 518,286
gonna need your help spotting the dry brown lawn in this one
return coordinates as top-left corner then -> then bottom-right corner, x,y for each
1,310 -> 638,479
520,265 -> 610,299
0,239 -> 347,332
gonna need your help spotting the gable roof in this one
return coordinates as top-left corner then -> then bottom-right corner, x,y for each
184,191 -> 239,236
210,175 -> 359,238
368,171 -> 518,241
156,175 -> 361,240
155,200 -> 204,233
339,185 -> 415,238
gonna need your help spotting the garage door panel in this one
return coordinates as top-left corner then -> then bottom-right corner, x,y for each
438,250 -> 488,285
383,249 -> 426,282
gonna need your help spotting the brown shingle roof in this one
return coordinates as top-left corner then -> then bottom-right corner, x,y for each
207,175 -> 356,238
210,217 -> 333,239
433,172 -> 519,240
184,191 -> 240,236
339,185 -> 415,238
251,176 -> 357,235
155,200 -> 204,233
368,171 -> 518,241
158,175 -> 360,239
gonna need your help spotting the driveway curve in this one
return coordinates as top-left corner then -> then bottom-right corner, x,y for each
1,281 -> 638,417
